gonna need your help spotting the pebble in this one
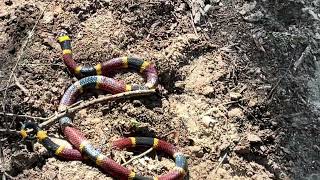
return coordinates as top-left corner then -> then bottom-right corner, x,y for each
234,145 -> 250,154
188,146 -> 204,158
201,115 -> 217,127
247,134 -> 262,143
42,12 -> 54,24
0,11 -> 10,20
230,92 -> 242,101
186,118 -> 200,133
248,98 -> 258,107
79,109 -> 88,118
227,108 -> 244,118
260,145 -> 266,152
194,12 -> 201,24
133,100 -> 142,107
90,118 -> 102,124
210,0 -> 220,4
204,5 -> 213,14
202,86 -> 215,96
43,37 -> 60,50
244,11 -> 264,22
239,1 -> 256,15
174,81 -> 185,89
5,0 -> 13,6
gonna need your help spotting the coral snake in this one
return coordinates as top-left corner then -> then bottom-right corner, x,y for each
20,34 -> 187,180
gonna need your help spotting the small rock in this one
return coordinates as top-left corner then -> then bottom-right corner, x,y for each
43,37 -> 60,50
281,147 -> 291,154
210,0 -> 220,4
5,0 -> 13,6
201,115 -> 217,127
234,145 -> 250,154
51,87 -> 59,93
248,98 -> 258,107
194,12 -> 201,24
230,92 -> 242,101
247,134 -> 262,143
79,109 -> 88,118
186,118 -> 200,133
53,5 -> 63,16
244,11 -> 264,22
188,146 -> 204,158
174,81 -> 185,89
239,1 -> 256,15
42,12 -> 54,24
133,100 -> 142,107
90,118 -> 102,124
202,86 -> 215,96
227,108 -> 244,118
260,145 -> 266,152
0,11 -> 10,20
204,5 -> 213,14
177,3 -> 186,11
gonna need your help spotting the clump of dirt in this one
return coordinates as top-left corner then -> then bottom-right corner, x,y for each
1,0 -> 319,179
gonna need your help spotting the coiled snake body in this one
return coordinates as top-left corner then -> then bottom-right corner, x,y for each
20,35 -> 187,180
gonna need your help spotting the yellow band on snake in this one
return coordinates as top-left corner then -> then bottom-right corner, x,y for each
140,61 -> 150,73
36,130 -> 48,141
55,145 -> 65,155
58,35 -> 71,43
130,137 -> 136,147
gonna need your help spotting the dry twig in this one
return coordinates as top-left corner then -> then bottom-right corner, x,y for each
0,128 -> 19,135
0,90 -> 156,128
39,89 -> 156,127
293,45 -> 311,72
122,147 -> 154,166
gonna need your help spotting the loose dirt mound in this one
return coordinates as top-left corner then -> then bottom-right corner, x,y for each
1,0 -> 319,179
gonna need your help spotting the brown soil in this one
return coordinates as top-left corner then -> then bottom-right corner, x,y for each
1,0 -> 319,179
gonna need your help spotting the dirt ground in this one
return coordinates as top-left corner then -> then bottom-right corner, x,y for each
0,0 -> 319,179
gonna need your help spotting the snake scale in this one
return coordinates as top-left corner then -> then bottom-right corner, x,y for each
20,34 -> 187,180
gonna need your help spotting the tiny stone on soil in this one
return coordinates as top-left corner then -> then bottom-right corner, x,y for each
5,0 -> 13,6
194,12 -> 201,24
234,145 -> 250,154
174,81 -> 185,88
247,133 -> 262,143
227,108 -> 244,118
133,100 -> 142,107
201,115 -> 218,127
230,92 -> 242,101
188,146 -> 204,158
42,12 -> 54,24
90,118 -> 102,124
204,5 -> 213,14
244,11 -> 264,22
248,98 -> 258,107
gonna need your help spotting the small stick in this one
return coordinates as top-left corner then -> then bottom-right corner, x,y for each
39,89 -> 156,128
0,90 -> 156,128
189,12 -> 198,37
0,112 -> 47,121
213,152 -> 228,174
0,128 -> 19,135
122,147 -> 154,166
293,45 -> 311,72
